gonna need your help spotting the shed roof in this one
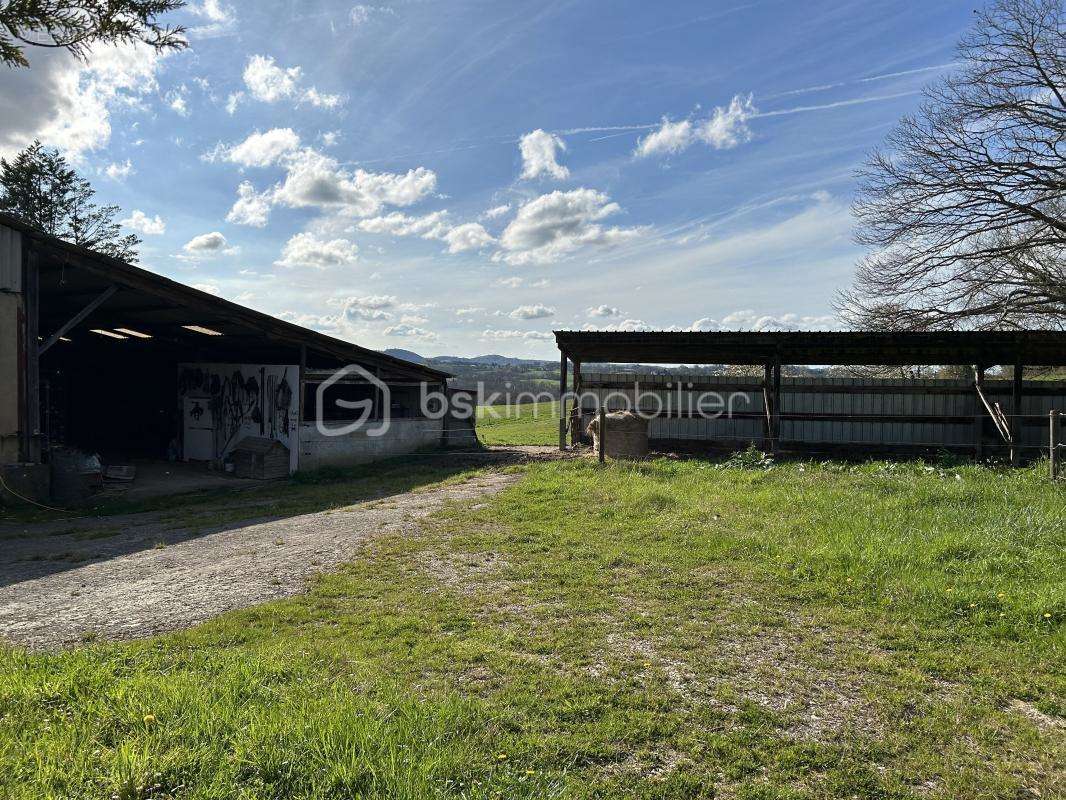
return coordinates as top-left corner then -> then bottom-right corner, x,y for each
554,330 -> 1066,366
1,213 -> 449,382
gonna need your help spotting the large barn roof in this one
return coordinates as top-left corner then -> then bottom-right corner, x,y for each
1,213 -> 449,382
554,329 -> 1066,366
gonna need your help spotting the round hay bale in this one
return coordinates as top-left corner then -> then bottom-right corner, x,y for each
586,411 -> 649,460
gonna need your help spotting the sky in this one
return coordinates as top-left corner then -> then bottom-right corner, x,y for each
0,0 -> 978,358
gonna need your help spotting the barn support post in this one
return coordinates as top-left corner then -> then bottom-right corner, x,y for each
1051,410 -> 1060,480
23,246 -> 40,463
558,350 -> 568,451
571,360 -> 582,447
1011,364 -> 1023,466
973,365 -> 985,462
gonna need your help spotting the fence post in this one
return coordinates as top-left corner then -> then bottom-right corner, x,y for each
598,405 -> 606,464
1052,410 -> 1060,481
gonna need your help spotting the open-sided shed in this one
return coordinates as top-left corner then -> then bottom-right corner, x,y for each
554,330 -> 1066,462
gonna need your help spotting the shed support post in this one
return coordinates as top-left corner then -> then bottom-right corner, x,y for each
1049,410 -> 1060,480
762,364 -> 772,451
771,361 -> 781,454
23,247 -> 40,463
558,350 -> 568,451
571,360 -> 582,447
1011,364 -> 1023,466
598,405 -> 606,463
973,365 -> 985,462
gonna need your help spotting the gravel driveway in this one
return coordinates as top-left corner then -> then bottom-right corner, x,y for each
0,471 -> 518,650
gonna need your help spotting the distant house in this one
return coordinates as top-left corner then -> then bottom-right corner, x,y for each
0,214 -> 475,503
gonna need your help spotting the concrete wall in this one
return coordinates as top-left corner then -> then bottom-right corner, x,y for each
298,418 -> 444,471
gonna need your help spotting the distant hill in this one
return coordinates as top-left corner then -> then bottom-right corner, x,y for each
382,348 -> 428,365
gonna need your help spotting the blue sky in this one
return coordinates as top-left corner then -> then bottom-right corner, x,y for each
0,0 -> 976,358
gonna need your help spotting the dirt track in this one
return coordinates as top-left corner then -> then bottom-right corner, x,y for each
0,472 -> 518,650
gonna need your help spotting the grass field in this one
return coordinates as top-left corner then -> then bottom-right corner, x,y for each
476,400 -> 559,445
1,452 -> 1063,799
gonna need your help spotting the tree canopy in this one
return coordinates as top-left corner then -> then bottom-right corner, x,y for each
0,0 -> 186,67
0,141 -> 141,262
840,0 -> 1066,331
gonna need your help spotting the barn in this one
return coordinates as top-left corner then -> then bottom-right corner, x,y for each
0,214 -> 475,505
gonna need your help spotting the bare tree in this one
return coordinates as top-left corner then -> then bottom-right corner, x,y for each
839,0 -> 1066,331
0,0 -> 186,68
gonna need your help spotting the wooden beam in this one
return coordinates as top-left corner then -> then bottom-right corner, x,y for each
598,405 -> 606,464
1011,364 -> 1023,466
38,284 -> 118,355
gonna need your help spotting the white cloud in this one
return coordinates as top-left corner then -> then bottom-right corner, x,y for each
586,305 -> 621,318
480,328 -> 554,341
509,304 -> 555,320
210,127 -> 301,167
183,231 -> 234,256
697,94 -> 755,149
580,318 -> 650,332
242,55 -> 344,109
104,159 -> 133,180
272,149 -> 436,216
334,294 -> 396,320
120,210 -> 165,235
384,323 -> 438,340
168,87 -> 189,116
357,210 -> 451,238
0,42 -> 162,160
634,94 -> 757,159
226,181 -> 273,227
192,283 -> 221,296
481,204 -> 512,220
715,310 -> 839,331
519,129 -> 569,180
442,222 -> 495,253
190,0 -> 237,37
493,276 -> 550,289
496,188 -> 643,265
275,232 -> 359,269
224,92 -> 243,115
635,117 -> 693,158
456,307 -> 484,316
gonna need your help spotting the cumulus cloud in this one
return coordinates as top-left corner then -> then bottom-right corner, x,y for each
104,159 -> 133,180
189,0 -> 237,37
580,318 -> 650,332
242,55 -> 344,109
357,212 -> 494,254
226,181 -> 273,227
121,210 -> 165,235
519,129 -> 569,180
480,328 -> 554,341
635,118 -> 693,158
493,276 -> 550,289
384,323 -> 438,340
481,204 -> 512,220
183,231 -> 235,256
712,309 -> 839,331
167,86 -> 189,116
496,188 -> 642,265
275,232 -> 359,269
0,42 -> 161,160
192,283 -> 221,295
586,305 -> 621,318
456,307 -> 484,317
634,94 -> 756,159
442,222 -> 494,253
208,127 -> 301,167
273,149 -> 436,216
697,94 -> 756,149
509,304 -> 555,320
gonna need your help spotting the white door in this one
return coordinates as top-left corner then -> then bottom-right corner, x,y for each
184,397 -> 215,461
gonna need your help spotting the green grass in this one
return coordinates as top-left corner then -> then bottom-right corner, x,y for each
476,401 -> 559,445
2,457 -> 1064,798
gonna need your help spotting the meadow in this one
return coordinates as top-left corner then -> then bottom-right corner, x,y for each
1,450 -> 1063,799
